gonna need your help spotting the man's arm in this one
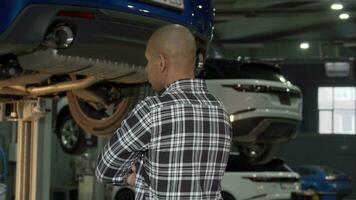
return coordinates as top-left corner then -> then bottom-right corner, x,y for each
95,100 -> 151,185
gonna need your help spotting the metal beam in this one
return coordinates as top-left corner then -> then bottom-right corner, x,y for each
14,99 -> 52,200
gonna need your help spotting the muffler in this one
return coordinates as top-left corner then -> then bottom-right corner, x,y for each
42,24 -> 74,49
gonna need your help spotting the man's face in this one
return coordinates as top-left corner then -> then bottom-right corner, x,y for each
145,45 -> 164,91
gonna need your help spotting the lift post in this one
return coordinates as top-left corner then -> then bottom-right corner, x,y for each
9,99 -> 52,200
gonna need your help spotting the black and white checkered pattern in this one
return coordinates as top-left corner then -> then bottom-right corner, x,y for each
96,79 -> 232,200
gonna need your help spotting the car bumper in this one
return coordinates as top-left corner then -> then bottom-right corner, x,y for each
0,0 -> 213,36
230,109 -> 301,143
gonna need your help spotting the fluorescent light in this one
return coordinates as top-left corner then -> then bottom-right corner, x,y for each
339,13 -> 350,19
229,115 -> 235,122
300,42 -> 310,49
331,3 -> 343,10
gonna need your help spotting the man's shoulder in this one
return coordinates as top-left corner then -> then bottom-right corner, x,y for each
138,93 -> 186,112
139,95 -> 165,109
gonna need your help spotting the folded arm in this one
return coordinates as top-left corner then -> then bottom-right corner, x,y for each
95,100 -> 151,185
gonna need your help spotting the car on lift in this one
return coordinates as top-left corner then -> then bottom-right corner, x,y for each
293,165 -> 353,199
0,0 -> 213,136
197,58 -> 303,164
110,152 -> 301,200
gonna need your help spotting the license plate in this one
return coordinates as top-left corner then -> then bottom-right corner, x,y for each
281,183 -> 294,189
144,0 -> 184,11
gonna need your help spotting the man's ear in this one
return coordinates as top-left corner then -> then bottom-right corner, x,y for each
158,54 -> 166,72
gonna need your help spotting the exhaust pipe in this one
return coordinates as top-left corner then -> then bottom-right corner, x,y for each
4,76 -> 97,96
43,24 -> 74,49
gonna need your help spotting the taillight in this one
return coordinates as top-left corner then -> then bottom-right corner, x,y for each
58,11 -> 96,20
325,175 -> 337,181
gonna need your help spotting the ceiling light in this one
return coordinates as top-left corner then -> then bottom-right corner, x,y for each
331,3 -> 343,10
229,115 -> 235,122
339,13 -> 350,20
300,42 -> 310,50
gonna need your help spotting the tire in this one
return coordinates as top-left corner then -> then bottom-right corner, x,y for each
114,189 -> 135,200
238,143 -> 279,165
221,191 -> 236,200
55,107 -> 86,154
67,82 -> 152,136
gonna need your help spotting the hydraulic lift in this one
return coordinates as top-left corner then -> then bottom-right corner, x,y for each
2,98 -> 105,200
7,99 -> 53,200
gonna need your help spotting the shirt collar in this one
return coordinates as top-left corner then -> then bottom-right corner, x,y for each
160,79 -> 206,95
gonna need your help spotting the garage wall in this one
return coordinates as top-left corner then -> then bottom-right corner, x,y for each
51,135 -> 77,187
281,62 -> 356,133
280,134 -> 356,198
279,63 -> 356,198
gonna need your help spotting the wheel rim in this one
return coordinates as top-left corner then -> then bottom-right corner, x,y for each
60,118 -> 81,149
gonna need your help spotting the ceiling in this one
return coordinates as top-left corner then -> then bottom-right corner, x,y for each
212,0 -> 356,61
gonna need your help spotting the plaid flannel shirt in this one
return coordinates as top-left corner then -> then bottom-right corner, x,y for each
96,79 -> 232,200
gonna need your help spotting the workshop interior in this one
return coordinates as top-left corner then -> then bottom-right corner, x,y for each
0,0 -> 355,200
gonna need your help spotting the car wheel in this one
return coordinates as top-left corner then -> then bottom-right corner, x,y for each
67,82 -> 152,136
56,108 -> 86,154
221,191 -> 236,200
114,189 -> 135,200
238,143 -> 278,165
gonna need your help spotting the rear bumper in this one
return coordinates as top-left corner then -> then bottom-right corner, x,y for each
232,117 -> 300,143
0,0 -> 213,36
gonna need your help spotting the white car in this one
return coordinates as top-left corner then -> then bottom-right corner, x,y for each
111,152 -> 301,200
221,152 -> 301,200
197,58 -> 303,164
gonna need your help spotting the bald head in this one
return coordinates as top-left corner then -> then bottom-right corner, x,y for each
145,24 -> 197,91
147,24 -> 197,69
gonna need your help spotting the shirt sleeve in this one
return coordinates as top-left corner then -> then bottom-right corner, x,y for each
95,99 -> 152,185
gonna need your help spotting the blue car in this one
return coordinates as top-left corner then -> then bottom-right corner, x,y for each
0,0 -> 213,136
293,165 -> 353,199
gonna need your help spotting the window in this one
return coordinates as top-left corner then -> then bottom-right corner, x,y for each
318,87 -> 356,135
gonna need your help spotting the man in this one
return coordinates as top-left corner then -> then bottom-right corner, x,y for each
96,24 -> 232,199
